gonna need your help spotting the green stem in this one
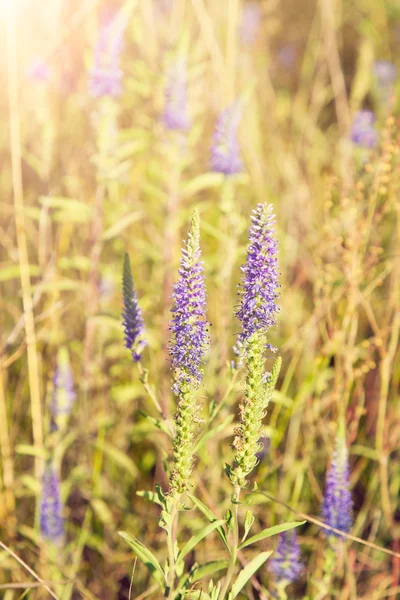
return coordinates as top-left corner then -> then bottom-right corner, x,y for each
220,486 -> 241,600
166,499 -> 178,599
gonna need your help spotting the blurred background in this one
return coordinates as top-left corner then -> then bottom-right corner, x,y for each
1,0 -> 400,598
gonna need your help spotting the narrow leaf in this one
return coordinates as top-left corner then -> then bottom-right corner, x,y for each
118,531 -> 165,588
187,494 -> 229,550
189,560 -> 229,583
176,519 -> 226,565
230,551 -> 272,598
238,521 -> 305,550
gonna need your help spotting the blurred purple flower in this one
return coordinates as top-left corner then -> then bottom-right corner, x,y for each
26,57 -> 51,82
239,3 -> 261,44
163,59 -> 191,131
51,351 -> 76,418
322,433 -> 353,538
235,203 -> 279,353
169,209 -> 210,392
122,253 -> 146,362
210,103 -> 243,175
373,60 -> 397,88
88,17 -> 125,98
269,530 -> 302,583
40,463 -> 64,543
277,45 -> 296,70
350,110 -> 378,148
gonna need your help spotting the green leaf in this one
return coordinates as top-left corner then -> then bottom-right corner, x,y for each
194,415 -> 234,452
176,519 -> 226,565
136,489 -> 163,506
118,531 -> 166,588
189,560 -> 229,583
15,444 -> 46,458
229,551 -> 272,599
187,494 -> 229,551
182,173 -> 223,198
238,521 -> 305,550
95,441 -> 138,478
91,498 -> 114,526
0,264 -> 40,282
242,511 -> 255,544
137,410 -> 172,437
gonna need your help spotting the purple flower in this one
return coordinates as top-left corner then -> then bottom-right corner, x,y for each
162,59 -> 191,131
169,209 -> 210,392
51,350 -> 76,418
373,60 -> 397,88
350,110 -> 378,148
269,530 -> 302,583
40,463 -> 64,543
26,57 -> 51,82
122,253 -> 146,362
322,433 -> 353,538
235,203 -> 279,353
239,3 -> 261,45
210,104 -> 243,175
88,17 -> 125,98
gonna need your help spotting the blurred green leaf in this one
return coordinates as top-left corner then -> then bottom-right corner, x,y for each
229,551 -> 272,598
238,521 -> 305,550
176,519 -> 226,565
118,531 -> 166,587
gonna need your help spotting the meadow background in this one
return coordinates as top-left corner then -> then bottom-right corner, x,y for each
1,0 -> 400,598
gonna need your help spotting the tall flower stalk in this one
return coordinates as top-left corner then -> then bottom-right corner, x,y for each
221,203 -> 280,600
164,209 -> 210,598
122,253 -> 146,363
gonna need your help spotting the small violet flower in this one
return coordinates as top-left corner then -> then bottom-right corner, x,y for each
350,110 -> 378,148
235,203 -> 279,353
40,463 -> 64,543
26,57 -> 51,82
163,59 -> 191,131
210,103 -> 243,176
269,530 -> 302,584
122,253 -> 146,362
322,431 -> 353,538
373,60 -> 397,89
88,17 -> 125,98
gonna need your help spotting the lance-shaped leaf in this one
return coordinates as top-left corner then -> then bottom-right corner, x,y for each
238,520 -> 305,550
176,519 -> 226,566
118,531 -> 166,588
229,551 -> 272,599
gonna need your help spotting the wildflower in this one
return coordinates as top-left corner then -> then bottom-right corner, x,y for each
122,253 -> 146,362
162,59 -> 191,131
40,462 -> 64,543
88,17 -> 125,98
235,203 -> 279,353
350,110 -> 378,148
26,57 -> 51,82
51,348 -> 76,418
168,209 -> 210,391
168,210 -> 210,495
210,104 -> 243,175
269,530 -> 302,583
373,60 -> 397,89
239,3 -> 261,45
230,204 -> 281,488
322,431 -> 353,538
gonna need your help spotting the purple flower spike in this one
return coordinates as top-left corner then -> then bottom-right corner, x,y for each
88,17 -> 125,98
210,104 -> 243,175
40,463 -> 64,543
350,110 -> 378,148
322,432 -> 353,538
51,349 -> 76,418
235,203 -> 279,353
122,253 -> 146,362
26,57 -> 51,82
269,530 -> 302,583
163,59 -> 191,131
373,60 -> 397,88
169,209 -> 210,392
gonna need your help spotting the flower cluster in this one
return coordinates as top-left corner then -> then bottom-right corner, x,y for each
210,104 -> 243,175
163,59 -> 191,131
122,253 -> 146,362
40,462 -> 64,543
88,17 -> 125,98
235,203 -> 279,353
322,432 -> 353,537
269,530 -> 302,583
350,110 -> 378,148
168,210 -> 210,495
